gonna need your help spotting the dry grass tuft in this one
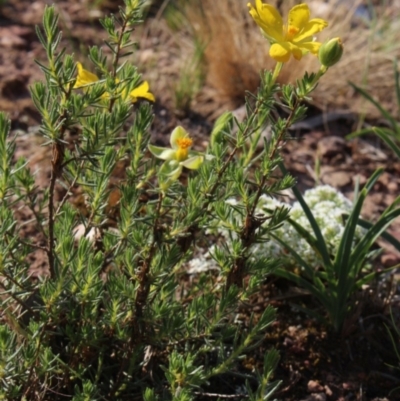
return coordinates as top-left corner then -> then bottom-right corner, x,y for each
173,0 -> 400,118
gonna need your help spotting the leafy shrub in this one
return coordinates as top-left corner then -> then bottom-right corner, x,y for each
0,0 -> 348,399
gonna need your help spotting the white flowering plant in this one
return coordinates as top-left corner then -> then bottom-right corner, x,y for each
257,185 -> 366,266
272,165 -> 400,332
203,171 -> 400,333
348,62 -> 400,352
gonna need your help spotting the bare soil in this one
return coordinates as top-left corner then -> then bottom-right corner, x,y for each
1,0 -> 399,400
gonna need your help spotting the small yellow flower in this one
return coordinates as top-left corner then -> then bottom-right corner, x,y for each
74,62 -> 100,88
129,81 -> 155,103
248,1 -> 328,62
73,62 -> 155,103
148,126 -> 204,184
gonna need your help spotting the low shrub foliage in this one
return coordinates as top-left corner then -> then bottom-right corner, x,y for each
1,0 -> 396,399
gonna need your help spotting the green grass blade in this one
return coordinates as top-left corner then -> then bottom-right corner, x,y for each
356,266 -> 398,288
333,188 -> 366,277
356,216 -> 400,252
395,59 -> 400,113
268,232 -> 316,279
269,232 -> 333,311
336,168 -> 383,270
364,167 -> 384,192
286,217 -> 335,279
346,127 -> 376,140
350,208 -> 400,271
347,126 -> 400,146
279,162 -> 332,267
333,169 -> 383,324
373,127 -> 400,159
349,82 -> 400,134
274,268 -> 332,311
383,195 -> 400,214
353,175 -> 360,204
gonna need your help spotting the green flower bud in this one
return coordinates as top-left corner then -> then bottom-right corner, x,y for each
318,37 -> 343,67
210,111 -> 233,147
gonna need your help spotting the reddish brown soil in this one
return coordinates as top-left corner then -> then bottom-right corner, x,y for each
1,1 -> 399,400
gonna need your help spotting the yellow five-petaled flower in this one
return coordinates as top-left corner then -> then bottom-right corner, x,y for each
248,1 -> 328,62
148,126 -> 204,187
74,62 -> 155,103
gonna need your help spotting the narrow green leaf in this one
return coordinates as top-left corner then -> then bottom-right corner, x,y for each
333,169 -> 383,320
274,268 -> 331,310
394,59 -> 400,112
335,169 -> 381,267
365,167 -> 384,192
286,217 -> 334,277
350,208 -> 400,270
355,216 -> 400,251
269,232 -> 316,279
279,162 -> 332,267
333,187 -> 366,281
356,266 -> 397,287
349,82 -> 400,134
373,127 -> 400,159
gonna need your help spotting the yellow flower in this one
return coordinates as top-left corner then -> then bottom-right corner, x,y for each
148,126 -> 204,183
74,62 -> 100,88
73,62 -> 155,103
248,1 -> 328,62
129,81 -> 155,103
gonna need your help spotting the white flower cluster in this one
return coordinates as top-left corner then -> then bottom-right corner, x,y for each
188,185 -> 365,273
187,251 -> 220,274
257,185 -> 365,266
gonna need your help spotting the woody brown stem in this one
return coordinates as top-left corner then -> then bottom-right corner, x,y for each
226,99 -> 300,290
108,191 -> 164,399
134,191 -> 164,328
47,139 -> 65,279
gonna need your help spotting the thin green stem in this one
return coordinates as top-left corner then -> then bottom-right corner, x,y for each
248,97 -> 299,217
107,13 -> 133,113
308,65 -> 328,91
271,62 -> 284,86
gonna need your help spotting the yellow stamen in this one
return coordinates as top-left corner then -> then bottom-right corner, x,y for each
176,138 -> 193,149
175,137 -> 193,161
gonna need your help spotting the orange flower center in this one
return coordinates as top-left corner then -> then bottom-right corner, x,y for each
175,137 -> 193,161
176,137 -> 193,149
285,25 -> 300,40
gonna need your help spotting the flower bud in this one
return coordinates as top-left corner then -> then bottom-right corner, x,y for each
318,37 -> 343,67
210,111 -> 233,147
126,0 -> 140,21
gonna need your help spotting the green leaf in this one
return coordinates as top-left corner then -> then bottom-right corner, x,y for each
348,126 -> 400,159
333,169 -> 383,314
274,267 -> 331,311
373,127 -> 400,159
350,207 -> 400,270
286,217 -> 335,278
349,82 -> 400,135
355,216 -> 400,252
210,111 -> 233,147
269,232 -> 315,279
279,162 -> 332,267
394,59 -> 400,112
